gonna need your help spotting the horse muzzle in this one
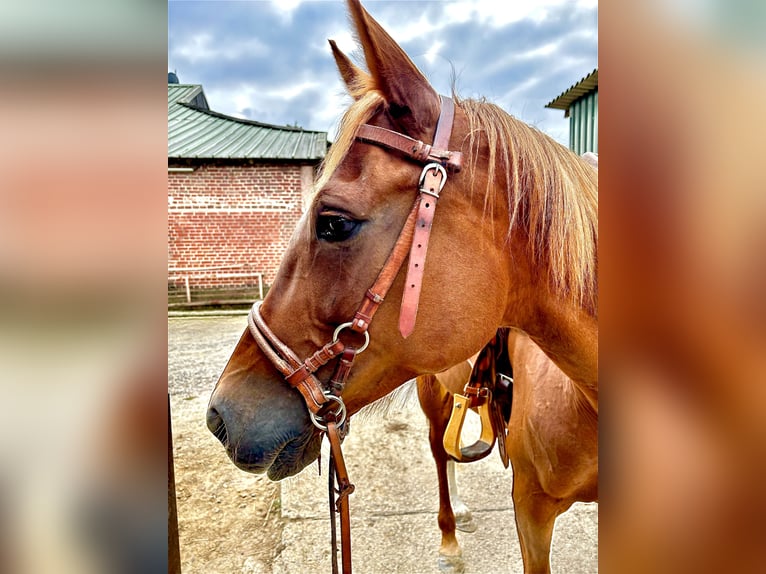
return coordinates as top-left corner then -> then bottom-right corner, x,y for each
206,378 -> 322,480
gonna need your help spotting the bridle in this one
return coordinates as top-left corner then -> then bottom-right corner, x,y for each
247,95 -> 462,573
248,95 -> 461,573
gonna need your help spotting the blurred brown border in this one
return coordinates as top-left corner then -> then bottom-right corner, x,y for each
600,1 -> 766,571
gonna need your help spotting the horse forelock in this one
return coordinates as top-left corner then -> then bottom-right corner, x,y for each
456,96 -> 598,316
313,91 -> 385,199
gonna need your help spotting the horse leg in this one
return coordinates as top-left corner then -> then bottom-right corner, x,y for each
417,376 -> 465,574
511,468 -> 565,574
447,460 -> 477,533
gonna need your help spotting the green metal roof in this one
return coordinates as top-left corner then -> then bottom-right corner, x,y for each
545,69 -> 598,117
168,84 -> 328,161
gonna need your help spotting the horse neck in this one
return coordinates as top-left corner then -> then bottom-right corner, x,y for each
469,117 -> 598,401
499,229 -> 598,401
516,291 -> 598,405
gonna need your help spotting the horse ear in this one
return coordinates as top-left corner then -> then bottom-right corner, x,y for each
329,39 -> 371,100
346,0 -> 440,138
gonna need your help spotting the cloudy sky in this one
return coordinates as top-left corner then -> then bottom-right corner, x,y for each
168,0 -> 597,146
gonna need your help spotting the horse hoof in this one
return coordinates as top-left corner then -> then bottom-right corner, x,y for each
437,553 -> 465,574
455,512 -> 478,533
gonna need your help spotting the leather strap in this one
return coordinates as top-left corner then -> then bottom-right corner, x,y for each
329,454 -> 339,574
350,199 -> 420,333
432,95 -> 456,152
355,126 -> 462,172
285,340 -> 346,387
327,422 -> 354,574
355,95 -> 461,171
329,348 -> 357,394
491,382 -> 510,469
398,95 -> 456,337
248,304 -> 302,374
398,165 -> 445,337
249,304 -> 330,413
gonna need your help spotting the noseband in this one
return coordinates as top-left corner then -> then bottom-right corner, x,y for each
247,95 -> 462,574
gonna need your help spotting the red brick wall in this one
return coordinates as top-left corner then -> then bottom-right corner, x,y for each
168,163 -> 314,291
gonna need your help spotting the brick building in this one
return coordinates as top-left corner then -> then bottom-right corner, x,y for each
168,80 -> 328,305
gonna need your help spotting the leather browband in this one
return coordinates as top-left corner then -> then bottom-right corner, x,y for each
355,102 -> 462,172
432,93 -> 456,153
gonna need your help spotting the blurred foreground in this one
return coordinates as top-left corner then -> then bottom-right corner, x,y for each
600,1 -> 766,571
0,2 -> 167,572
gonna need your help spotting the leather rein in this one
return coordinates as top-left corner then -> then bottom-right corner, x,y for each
247,95 -> 462,574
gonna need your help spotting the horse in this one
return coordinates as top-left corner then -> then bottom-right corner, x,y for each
416,329 -> 598,573
207,0 -> 597,571
415,357 -> 478,573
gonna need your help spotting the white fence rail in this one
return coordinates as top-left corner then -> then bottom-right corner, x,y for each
168,265 -> 264,303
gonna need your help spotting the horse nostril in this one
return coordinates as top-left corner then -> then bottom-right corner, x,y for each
206,407 -> 228,445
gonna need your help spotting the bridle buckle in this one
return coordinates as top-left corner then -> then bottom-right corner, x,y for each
418,163 -> 447,198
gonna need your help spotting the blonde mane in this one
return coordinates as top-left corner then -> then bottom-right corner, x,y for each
313,91 -> 598,316
456,96 -> 598,315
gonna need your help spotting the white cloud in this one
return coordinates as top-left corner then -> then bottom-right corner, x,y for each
423,39 -> 445,65
168,0 -> 596,145
267,0 -> 306,23
266,80 -> 323,101
171,33 -> 268,64
377,0 -> 555,42
443,0 -> 596,27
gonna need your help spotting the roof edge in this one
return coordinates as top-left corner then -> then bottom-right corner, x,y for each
181,104 -> 327,135
545,68 -> 598,112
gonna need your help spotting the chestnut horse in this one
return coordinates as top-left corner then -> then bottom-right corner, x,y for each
417,329 -> 598,573
416,360 -> 477,574
207,0 -> 597,571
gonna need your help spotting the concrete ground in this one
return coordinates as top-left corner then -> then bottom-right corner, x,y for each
170,313 -> 598,573
276,398 -> 598,574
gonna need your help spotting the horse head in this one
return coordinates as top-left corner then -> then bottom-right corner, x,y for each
207,0 -> 597,481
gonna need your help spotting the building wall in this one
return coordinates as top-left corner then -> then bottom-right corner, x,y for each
168,163 -> 314,290
569,90 -> 598,155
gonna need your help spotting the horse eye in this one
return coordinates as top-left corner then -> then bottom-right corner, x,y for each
316,214 -> 361,242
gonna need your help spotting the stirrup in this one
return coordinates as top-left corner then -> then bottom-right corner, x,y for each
443,391 -> 496,462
